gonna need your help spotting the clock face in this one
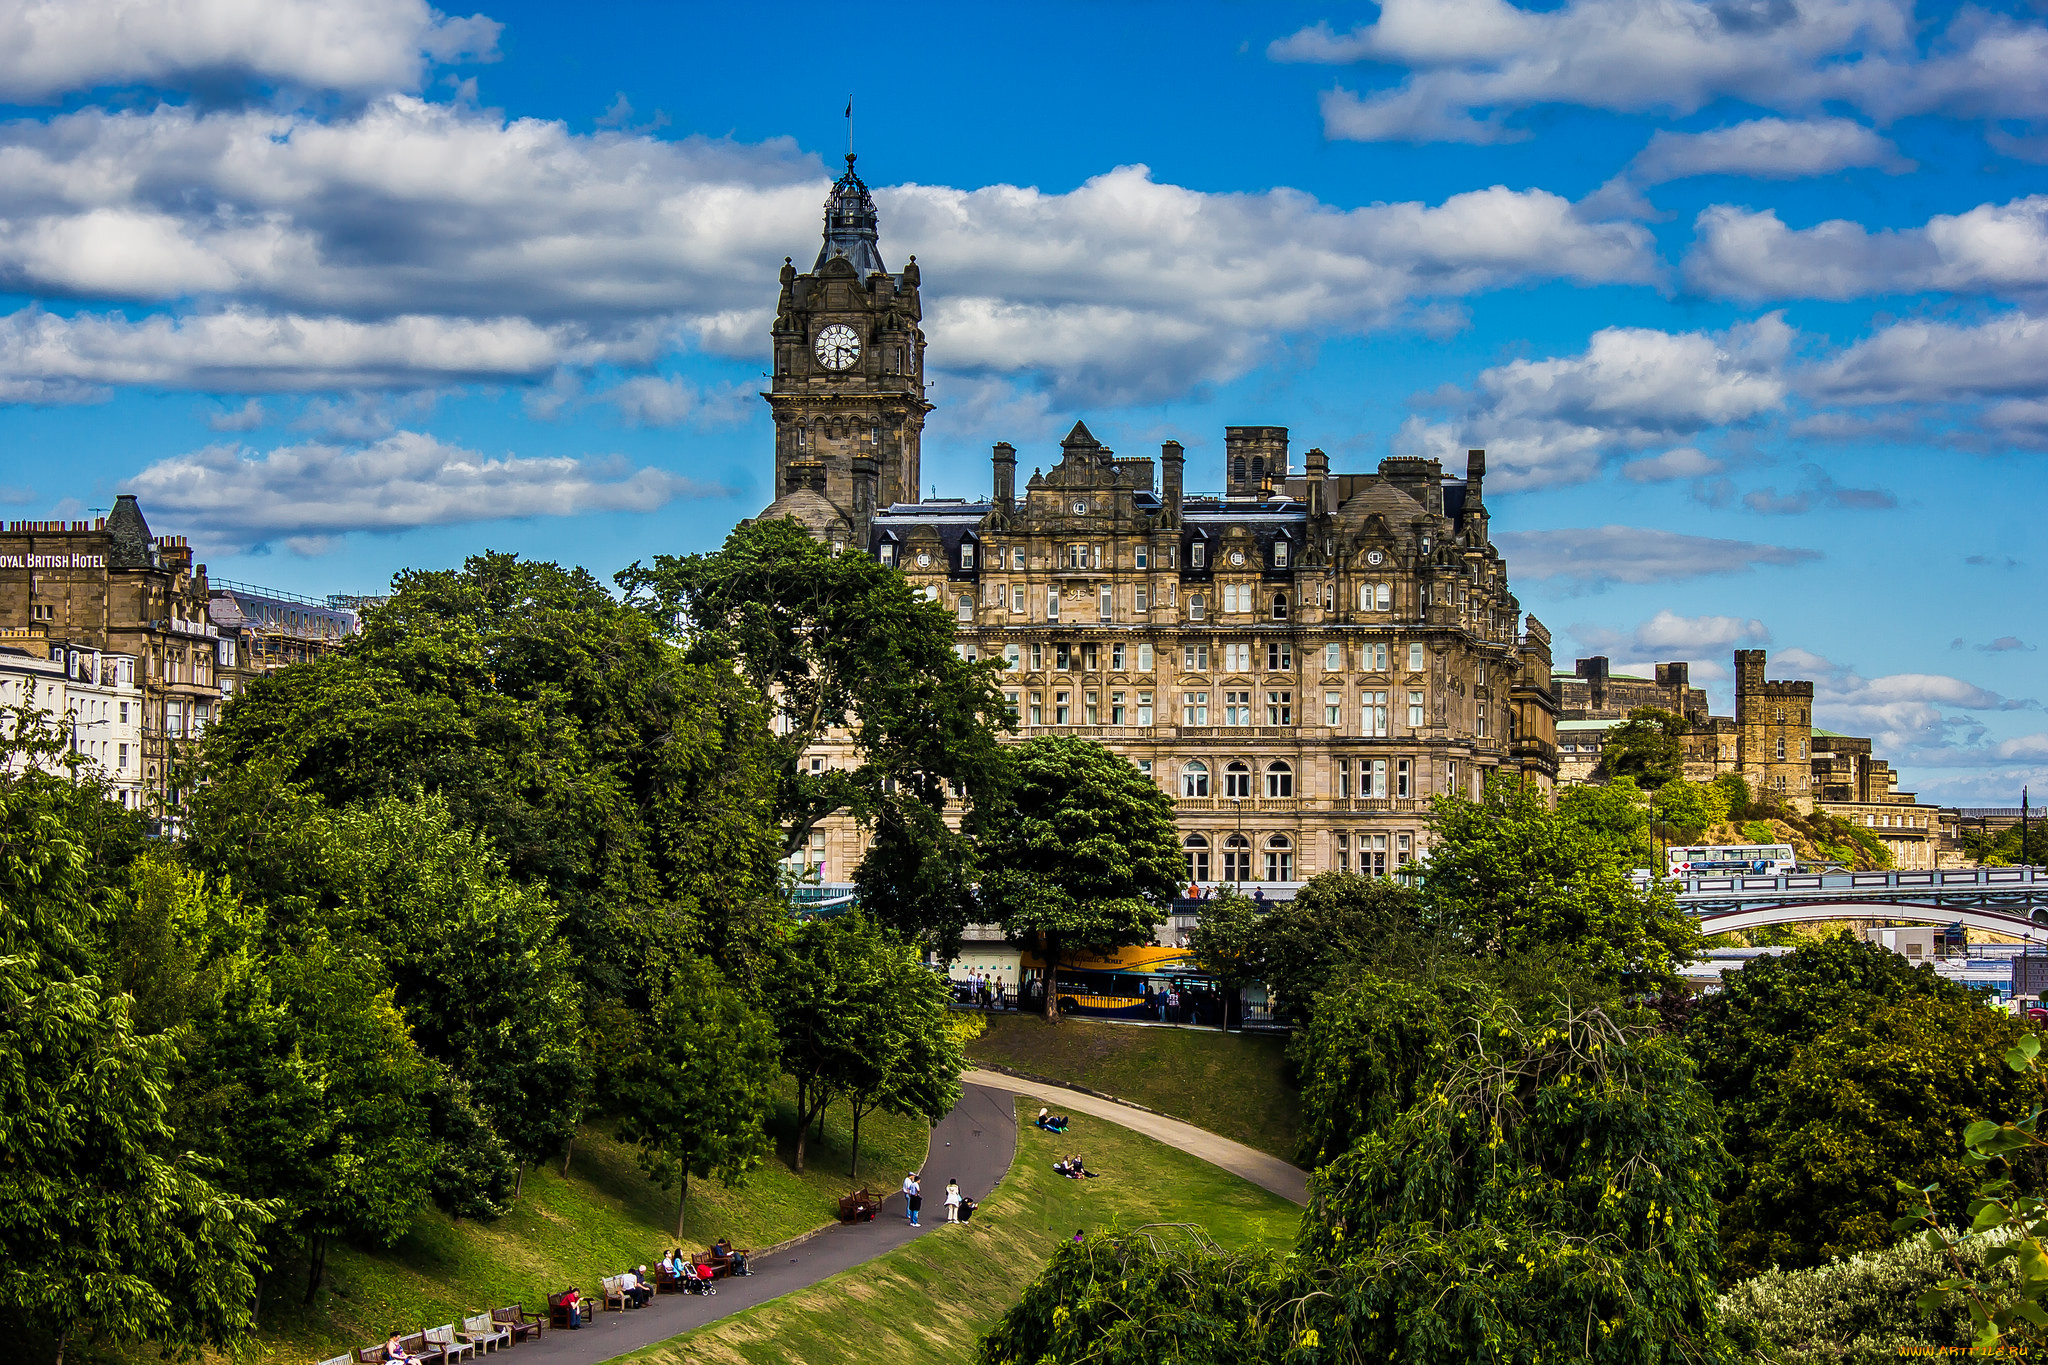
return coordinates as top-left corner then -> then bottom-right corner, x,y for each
1365,550 -> 1386,566
1072,500 -> 1088,514
1229,550 -> 1245,566
814,324 -> 861,370
916,551 -> 931,568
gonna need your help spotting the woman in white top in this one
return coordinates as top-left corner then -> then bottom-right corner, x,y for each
945,1178 -> 962,1222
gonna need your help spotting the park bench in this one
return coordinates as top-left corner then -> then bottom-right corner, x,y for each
459,1313 -> 510,1352
694,1244 -> 751,1279
546,1291 -> 589,1329
425,1324 -> 476,1363
600,1275 -> 628,1311
492,1305 -> 543,1343
837,1188 -> 878,1222
654,1263 -> 690,1295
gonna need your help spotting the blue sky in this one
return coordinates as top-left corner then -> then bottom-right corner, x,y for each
0,0 -> 2042,802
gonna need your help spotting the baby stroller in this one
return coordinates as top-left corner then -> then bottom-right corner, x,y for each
681,1262 -> 717,1296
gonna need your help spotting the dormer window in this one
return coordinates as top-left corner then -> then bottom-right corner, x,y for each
1192,543 -> 1206,568
879,543 -> 896,566
1273,540 -> 1289,568
960,544 -> 974,569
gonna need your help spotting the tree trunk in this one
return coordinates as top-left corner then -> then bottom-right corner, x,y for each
304,1234 -> 328,1304
1040,932 -> 1061,1023
848,1104 -> 864,1179
673,1168 -> 690,1240
561,1137 -> 575,1178
793,1090 -> 811,1173
513,1162 -> 525,1200
52,1330 -> 66,1365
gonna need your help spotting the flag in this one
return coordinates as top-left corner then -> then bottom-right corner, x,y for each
845,99 -> 852,118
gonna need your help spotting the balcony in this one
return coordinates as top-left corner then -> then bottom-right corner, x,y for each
1510,737 -> 1559,765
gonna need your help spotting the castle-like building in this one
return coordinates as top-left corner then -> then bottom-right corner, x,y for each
757,156 -> 1559,886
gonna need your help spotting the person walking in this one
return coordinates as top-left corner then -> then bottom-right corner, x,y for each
945,1177 -> 962,1223
903,1171 -> 922,1226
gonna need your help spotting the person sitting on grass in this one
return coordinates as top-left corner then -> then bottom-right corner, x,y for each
1070,1154 -> 1098,1178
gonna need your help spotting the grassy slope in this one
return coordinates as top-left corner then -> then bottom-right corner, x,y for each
964,1014 -> 1300,1161
260,1089 -> 931,1364
627,1099 -> 1301,1365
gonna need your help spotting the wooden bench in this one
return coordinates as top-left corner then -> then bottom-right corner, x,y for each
653,1264 -> 690,1295
693,1246 -> 752,1280
546,1291 -> 588,1330
425,1324 -> 476,1363
492,1305 -> 543,1343
838,1189 -> 879,1222
459,1313 -> 510,1353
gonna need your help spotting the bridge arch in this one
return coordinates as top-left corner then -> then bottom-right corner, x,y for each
1696,903 -> 2048,945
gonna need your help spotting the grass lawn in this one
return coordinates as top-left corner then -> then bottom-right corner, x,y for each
252,1085 -> 931,1364
964,1013 -> 1300,1161
627,1098 -> 1301,1365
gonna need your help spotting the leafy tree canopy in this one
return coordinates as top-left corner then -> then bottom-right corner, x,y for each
620,519 -> 1013,950
1251,872 -> 1429,1027
1423,777 -> 1696,994
198,552 -> 785,983
975,737 -> 1181,1021
1601,706 -> 1688,789
617,953 -> 778,1237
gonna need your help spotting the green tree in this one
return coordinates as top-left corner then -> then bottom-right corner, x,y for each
1601,706 -> 1688,789
839,944 -> 964,1176
0,760 -> 273,1365
975,737 -> 1182,1023
1253,872 -> 1429,1026
198,552 -> 786,984
1556,775 -> 1657,868
977,1227 -> 1274,1365
617,954 -> 778,1236
1687,931 -> 1983,1274
619,518 -> 1011,950
1289,973 -> 1458,1169
1424,777 -> 1696,994
1653,777 -> 1734,840
1728,992 -> 2042,1274
762,914 -> 888,1171
1185,890 -> 1262,1031
1290,1003 -> 1739,1363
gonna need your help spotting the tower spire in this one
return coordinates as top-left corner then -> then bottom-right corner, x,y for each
815,150 -> 886,275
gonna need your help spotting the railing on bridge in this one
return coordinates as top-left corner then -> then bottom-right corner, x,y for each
1666,866 -> 2042,899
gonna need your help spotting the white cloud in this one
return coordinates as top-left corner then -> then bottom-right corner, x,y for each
1738,465 -> 1898,514
1766,648 -> 2039,775
0,305 -> 640,397
1496,524 -> 1821,587
1273,0 -> 2048,144
1620,446 -> 1724,482
1573,609 -> 1771,657
0,99 -> 1659,405
204,396 -> 265,431
1628,117 -> 1910,183
1397,315 -> 1791,488
1805,311 -> 2048,404
0,0 -> 499,103
1686,196 -> 2048,301
129,429 -> 715,553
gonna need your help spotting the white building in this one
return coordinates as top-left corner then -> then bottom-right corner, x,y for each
0,634 -> 145,809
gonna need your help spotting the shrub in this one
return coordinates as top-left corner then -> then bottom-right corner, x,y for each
1719,1233 -> 2012,1363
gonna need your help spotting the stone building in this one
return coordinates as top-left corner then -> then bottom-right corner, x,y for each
753,156 -> 1560,887
1554,647 -> 1944,867
0,498 -> 358,817
0,499 -> 225,812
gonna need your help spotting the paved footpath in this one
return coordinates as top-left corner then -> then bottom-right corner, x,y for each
961,1067 -> 1310,1206
501,1081 -> 1018,1365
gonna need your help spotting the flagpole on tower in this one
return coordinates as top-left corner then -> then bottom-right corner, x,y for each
845,96 -> 853,158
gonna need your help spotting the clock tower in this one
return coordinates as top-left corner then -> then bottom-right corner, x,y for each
763,154 -> 929,541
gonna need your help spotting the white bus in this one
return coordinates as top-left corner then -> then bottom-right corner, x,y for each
1666,843 -> 1798,876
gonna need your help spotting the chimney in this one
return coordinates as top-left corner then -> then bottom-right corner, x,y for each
992,441 -> 1016,512
1304,447 -> 1328,517
1466,449 -> 1486,505
1160,440 -> 1184,525
1576,655 -> 1610,712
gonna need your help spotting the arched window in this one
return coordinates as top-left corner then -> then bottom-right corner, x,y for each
1250,456 -> 1265,482
1231,455 -> 1247,482
1263,835 -> 1294,882
1184,834 -> 1210,883
1222,833 -> 1252,882
1224,761 -> 1252,798
1265,761 -> 1293,798
1271,591 -> 1289,621
1181,760 -> 1210,798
